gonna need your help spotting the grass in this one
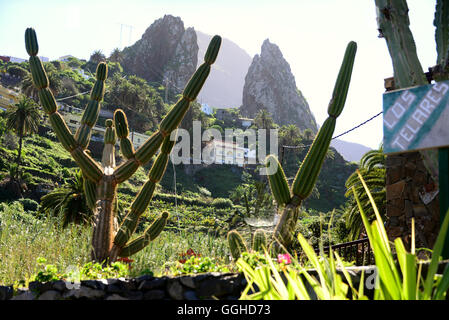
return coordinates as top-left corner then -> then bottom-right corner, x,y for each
0,202 -> 91,286
0,201 -> 231,286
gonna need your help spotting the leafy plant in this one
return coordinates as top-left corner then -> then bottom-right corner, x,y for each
30,257 -> 130,283
170,255 -> 230,275
39,169 -> 94,227
344,145 -> 386,240
237,171 -> 449,300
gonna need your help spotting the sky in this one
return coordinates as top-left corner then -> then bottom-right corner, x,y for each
0,0 -> 439,150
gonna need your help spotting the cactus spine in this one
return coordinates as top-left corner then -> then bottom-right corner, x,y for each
266,41 -> 357,251
25,27 -> 221,263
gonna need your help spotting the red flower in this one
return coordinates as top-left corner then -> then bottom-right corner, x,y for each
277,254 -> 291,265
178,248 -> 201,263
116,257 -> 134,269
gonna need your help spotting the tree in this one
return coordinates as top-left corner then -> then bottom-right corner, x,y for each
90,50 -> 106,65
303,128 -> 314,141
279,124 -> 302,146
5,95 -> 41,179
109,48 -> 123,64
39,170 -> 94,227
105,73 -> 166,132
254,109 -> 276,129
344,145 -> 386,240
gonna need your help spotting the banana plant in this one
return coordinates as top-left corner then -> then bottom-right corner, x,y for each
24,27 -> 221,263
265,41 -> 357,251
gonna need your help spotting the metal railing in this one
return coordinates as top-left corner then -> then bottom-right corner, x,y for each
314,238 -> 374,266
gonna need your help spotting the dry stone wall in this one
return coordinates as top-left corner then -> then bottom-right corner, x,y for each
0,272 -> 246,300
386,151 -> 440,257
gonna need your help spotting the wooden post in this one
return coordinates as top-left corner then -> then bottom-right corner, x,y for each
439,147 -> 449,259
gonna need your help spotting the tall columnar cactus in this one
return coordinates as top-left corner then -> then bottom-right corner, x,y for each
375,0 -> 428,88
375,0 -> 445,183
434,0 -> 449,78
227,229 -> 268,260
266,41 -> 357,251
25,28 -> 221,263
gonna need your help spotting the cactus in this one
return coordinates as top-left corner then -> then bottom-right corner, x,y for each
227,230 -> 248,260
375,0 -> 428,88
227,229 -> 268,260
375,1 -> 445,181
252,229 -> 268,252
25,28 -> 221,263
265,41 -> 357,251
434,0 -> 449,77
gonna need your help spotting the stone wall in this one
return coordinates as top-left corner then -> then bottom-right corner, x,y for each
0,272 -> 246,300
386,151 -> 440,256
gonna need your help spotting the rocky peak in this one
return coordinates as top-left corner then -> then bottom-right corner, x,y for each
241,39 -> 318,132
121,15 -> 198,99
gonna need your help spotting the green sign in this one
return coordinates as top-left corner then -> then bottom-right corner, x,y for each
383,80 -> 449,154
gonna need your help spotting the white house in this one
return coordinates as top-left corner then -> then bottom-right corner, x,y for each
62,111 -> 150,149
9,56 -> 27,63
201,103 -> 213,115
58,55 -> 76,62
204,139 -> 247,167
239,118 -> 253,128
75,68 -> 91,80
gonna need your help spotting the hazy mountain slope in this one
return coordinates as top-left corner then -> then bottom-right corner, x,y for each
196,31 -> 252,108
330,139 -> 372,162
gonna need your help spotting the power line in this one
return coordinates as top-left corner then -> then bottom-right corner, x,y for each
281,111 -> 383,150
56,90 -> 90,102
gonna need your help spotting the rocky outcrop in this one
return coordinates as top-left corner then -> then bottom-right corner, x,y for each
121,15 -> 198,98
241,39 -> 317,132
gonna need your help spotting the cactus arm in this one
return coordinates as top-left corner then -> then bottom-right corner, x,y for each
227,230 -> 248,260
84,177 -> 98,211
265,155 -> 291,206
24,28 -> 103,183
291,117 -> 336,199
375,0 -> 427,88
112,136 -> 175,253
74,63 -> 108,148
292,41 -> 356,200
271,41 -> 357,250
114,109 -> 135,160
102,119 -> 117,173
118,211 -> 169,257
114,131 -> 164,183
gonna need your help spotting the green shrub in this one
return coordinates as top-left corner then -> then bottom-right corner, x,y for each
17,198 -> 39,212
170,255 -> 231,275
211,198 -> 233,209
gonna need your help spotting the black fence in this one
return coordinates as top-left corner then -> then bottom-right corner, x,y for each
315,238 -> 374,266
